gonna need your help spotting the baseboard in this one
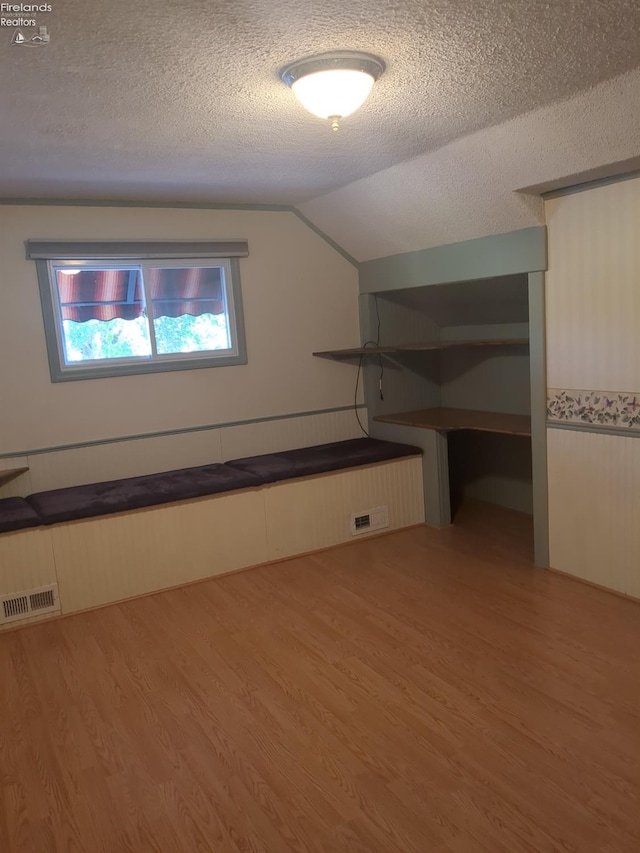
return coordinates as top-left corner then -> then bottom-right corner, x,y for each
548,566 -> 640,604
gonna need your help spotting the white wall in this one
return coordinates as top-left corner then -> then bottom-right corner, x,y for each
545,177 -> 640,598
0,205 -> 362,490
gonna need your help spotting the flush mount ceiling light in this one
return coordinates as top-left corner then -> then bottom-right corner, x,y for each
281,51 -> 385,132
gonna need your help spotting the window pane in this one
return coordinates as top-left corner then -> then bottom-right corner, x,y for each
40,256 -> 246,381
54,267 -> 152,363
147,266 -> 232,355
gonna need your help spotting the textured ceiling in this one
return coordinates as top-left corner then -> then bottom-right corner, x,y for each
1,0 -> 639,205
299,69 -> 640,260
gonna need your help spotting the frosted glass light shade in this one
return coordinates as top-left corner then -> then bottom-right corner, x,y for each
291,68 -> 375,119
281,52 -> 384,128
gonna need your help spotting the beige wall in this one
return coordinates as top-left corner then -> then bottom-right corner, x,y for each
546,179 -> 640,392
0,408 -> 362,497
545,177 -> 640,597
547,429 -> 639,597
0,205 -> 361,486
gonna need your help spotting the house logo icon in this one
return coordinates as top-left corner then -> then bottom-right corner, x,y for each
12,26 -> 50,46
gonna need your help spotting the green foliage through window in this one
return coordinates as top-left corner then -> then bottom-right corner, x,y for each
62,314 -> 230,362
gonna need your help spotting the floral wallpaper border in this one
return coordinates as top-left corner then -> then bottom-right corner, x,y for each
547,389 -> 640,431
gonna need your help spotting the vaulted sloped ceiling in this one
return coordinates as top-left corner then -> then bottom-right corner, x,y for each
298,69 -> 640,260
1,0 -> 639,259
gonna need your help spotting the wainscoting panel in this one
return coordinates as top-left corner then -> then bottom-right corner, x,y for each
52,489 -> 268,614
547,428 -> 640,598
219,408 -> 362,460
263,457 -> 425,561
0,528 -> 58,617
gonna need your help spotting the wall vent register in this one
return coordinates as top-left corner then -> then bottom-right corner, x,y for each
350,506 -> 389,535
0,584 -> 60,626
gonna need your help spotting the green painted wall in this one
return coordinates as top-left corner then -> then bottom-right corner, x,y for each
357,227 -> 549,567
359,227 -> 547,293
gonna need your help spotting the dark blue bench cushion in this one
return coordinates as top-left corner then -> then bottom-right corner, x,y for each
0,497 -> 42,534
227,437 -> 422,484
26,463 -> 264,526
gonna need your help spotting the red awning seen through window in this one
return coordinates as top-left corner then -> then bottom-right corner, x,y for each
56,266 -> 225,322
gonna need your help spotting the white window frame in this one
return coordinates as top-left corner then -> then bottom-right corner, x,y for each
28,241 -> 248,382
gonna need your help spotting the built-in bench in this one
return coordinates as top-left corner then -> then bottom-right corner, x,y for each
0,497 -> 42,534
226,437 -> 422,484
0,437 -> 425,624
2,438 -> 421,532
26,464 -> 265,526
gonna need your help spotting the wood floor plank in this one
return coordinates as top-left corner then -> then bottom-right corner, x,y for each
0,501 -> 638,852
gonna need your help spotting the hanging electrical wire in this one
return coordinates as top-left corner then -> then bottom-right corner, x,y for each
354,295 -> 383,438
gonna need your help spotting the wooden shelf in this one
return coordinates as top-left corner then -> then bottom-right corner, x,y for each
373,407 -> 531,437
313,338 -> 528,360
314,345 -> 400,359
0,467 -> 29,488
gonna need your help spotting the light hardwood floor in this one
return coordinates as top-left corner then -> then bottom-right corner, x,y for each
1,502 -> 638,852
